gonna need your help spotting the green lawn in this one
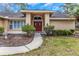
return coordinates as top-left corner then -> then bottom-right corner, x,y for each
11,36 -> 79,56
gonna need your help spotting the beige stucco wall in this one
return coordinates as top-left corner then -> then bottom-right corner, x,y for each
0,19 -> 9,32
50,20 -> 75,30
45,13 -> 50,26
26,13 -> 31,25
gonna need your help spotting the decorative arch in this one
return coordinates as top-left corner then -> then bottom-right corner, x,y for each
34,15 -> 42,20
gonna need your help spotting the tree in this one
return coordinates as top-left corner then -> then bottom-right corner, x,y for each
0,3 -> 14,13
61,3 -> 79,16
62,3 -> 79,28
16,3 -> 27,10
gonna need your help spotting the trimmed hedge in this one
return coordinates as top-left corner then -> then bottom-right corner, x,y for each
52,30 -> 74,36
44,29 -> 75,36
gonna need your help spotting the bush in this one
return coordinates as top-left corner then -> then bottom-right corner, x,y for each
70,29 -> 75,33
44,25 -> 74,36
52,30 -> 73,36
44,25 -> 54,36
0,27 -> 4,33
22,25 -> 35,37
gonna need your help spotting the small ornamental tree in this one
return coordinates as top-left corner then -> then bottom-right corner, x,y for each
22,25 -> 35,37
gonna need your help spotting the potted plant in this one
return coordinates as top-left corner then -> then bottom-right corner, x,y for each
22,24 -> 35,37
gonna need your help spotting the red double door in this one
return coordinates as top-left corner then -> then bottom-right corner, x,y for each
34,21 -> 42,31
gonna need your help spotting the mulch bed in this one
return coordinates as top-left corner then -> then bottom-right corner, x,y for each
0,34 -> 34,47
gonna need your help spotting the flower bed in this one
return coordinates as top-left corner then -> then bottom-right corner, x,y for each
0,34 -> 34,47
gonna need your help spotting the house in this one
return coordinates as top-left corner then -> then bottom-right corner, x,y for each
0,10 -> 76,34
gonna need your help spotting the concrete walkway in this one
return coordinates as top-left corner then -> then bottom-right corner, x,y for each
0,33 -> 43,55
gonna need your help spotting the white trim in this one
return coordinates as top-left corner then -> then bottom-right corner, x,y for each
9,20 -> 25,30
50,18 -> 76,20
21,10 -> 53,13
7,31 -> 26,34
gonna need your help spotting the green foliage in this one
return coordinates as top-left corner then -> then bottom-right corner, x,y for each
44,24 -> 74,36
62,3 -> 79,16
44,25 -> 74,36
70,29 -> 75,33
22,25 -> 35,32
52,30 -> 74,36
44,25 -> 54,36
16,3 -> 27,10
22,25 -> 35,37
0,27 -> 4,33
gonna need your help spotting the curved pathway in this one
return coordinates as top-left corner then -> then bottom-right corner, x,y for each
0,33 -> 43,55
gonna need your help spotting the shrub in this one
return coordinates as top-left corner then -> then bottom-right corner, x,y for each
22,25 -> 35,37
62,30 -> 72,36
70,29 -> 75,33
52,30 -> 73,36
44,25 -> 54,36
0,27 -> 4,36
0,27 -> 4,33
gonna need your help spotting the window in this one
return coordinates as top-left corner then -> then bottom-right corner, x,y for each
34,16 -> 41,20
9,20 -> 25,30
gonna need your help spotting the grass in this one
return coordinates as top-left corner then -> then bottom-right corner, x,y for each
9,36 -> 79,56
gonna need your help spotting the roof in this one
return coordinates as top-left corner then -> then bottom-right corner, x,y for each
0,12 -> 25,20
50,12 -> 74,18
21,10 -> 53,14
0,10 -> 76,20
50,11 -> 76,20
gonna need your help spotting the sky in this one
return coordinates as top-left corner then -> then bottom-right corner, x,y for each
0,3 -> 64,12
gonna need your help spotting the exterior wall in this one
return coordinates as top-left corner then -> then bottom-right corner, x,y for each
0,19 -> 9,33
50,20 -> 75,30
26,13 -> 31,25
45,13 -> 50,26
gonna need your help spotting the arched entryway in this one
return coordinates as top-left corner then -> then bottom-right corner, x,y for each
33,15 -> 42,31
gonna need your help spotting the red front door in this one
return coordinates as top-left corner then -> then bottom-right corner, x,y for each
34,21 -> 42,31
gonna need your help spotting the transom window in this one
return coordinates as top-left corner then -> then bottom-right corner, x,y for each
34,16 -> 42,20
9,20 -> 25,30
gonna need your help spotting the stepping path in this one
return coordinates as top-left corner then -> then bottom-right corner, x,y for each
0,33 -> 43,55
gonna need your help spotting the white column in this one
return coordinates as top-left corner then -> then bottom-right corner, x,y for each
45,13 -> 50,26
4,20 -> 8,39
26,13 -> 31,25
4,20 -> 8,33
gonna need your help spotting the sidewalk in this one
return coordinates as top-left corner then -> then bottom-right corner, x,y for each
0,33 -> 43,55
